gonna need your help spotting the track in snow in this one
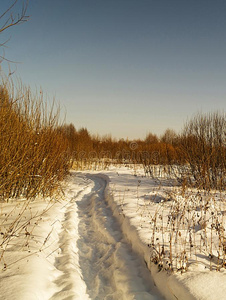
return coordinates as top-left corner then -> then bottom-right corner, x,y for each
77,174 -> 163,300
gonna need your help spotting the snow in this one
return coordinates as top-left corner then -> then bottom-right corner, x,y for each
0,166 -> 225,299
0,177 -> 90,300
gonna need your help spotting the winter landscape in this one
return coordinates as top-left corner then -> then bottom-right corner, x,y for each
0,1 -> 226,299
0,166 -> 225,300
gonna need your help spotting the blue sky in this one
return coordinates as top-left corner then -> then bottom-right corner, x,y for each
1,0 -> 225,139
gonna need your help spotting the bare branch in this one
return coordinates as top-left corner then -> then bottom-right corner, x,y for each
0,0 -> 18,20
0,0 -> 29,34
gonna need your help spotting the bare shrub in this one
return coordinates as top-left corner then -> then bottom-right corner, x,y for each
180,112 -> 225,190
0,81 -> 70,199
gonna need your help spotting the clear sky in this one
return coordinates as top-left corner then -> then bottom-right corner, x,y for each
1,0 -> 225,139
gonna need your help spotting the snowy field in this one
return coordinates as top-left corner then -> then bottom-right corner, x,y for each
0,166 -> 225,300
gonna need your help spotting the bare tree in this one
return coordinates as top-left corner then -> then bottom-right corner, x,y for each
145,132 -> 159,144
181,111 -> 225,190
161,128 -> 177,145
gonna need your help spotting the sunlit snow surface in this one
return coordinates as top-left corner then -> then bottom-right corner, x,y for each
0,166 -> 225,300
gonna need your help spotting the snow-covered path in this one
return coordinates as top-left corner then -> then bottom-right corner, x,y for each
2,169 -> 224,299
0,172 -> 163,300
76,174 -> 163,300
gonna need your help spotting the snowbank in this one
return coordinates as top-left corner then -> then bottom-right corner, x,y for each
0,174 -> 91,300
100,166 -> 226,300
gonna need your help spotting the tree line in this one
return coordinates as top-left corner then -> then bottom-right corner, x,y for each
59,111 -> 225,191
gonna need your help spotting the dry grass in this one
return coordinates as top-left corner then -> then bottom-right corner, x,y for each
135,182 -> 226,273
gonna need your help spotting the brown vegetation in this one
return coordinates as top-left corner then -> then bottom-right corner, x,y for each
60,112 -> 225,191
0,81 -> 70,199
180,112 -> 225,190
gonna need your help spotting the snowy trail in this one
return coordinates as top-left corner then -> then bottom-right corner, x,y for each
49,175 -> 92,300
76,174 -> 163,300
1,169 -> 225,300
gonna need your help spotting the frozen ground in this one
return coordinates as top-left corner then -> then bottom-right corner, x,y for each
0,166 -> 225,299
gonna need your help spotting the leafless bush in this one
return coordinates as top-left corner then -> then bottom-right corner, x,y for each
180,112 -> 225,190
0,80 -> 70,199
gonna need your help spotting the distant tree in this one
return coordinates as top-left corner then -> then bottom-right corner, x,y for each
77,127 -> 93,152
145,132 -> 158,144
161,128 -> 177,145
